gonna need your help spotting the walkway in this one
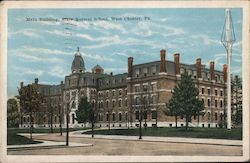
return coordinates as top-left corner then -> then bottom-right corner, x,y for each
8,133 -> 93,149
70,129 -> 242,146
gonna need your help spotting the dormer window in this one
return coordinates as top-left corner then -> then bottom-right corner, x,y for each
135,69 -> 139,78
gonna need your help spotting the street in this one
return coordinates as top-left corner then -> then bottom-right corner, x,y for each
7,133 -> 242,156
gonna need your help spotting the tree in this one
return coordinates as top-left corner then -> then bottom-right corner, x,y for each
7,98 -> 20,128
231,75 -> 242,127
165,91 -> 181,128
166,71 -> 204,130
89,101 -> 99,138
75,97 -> 90,128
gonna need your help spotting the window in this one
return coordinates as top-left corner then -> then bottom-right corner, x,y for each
220,90 -> 223,96
152,111 -> 157,119
202,88 -> 204,94
106,91 -> 109,97
194,115 -> 196,120
151,66 -> 156,75
54,116 -> 57,123
202,98 -> 205,105
112,90 -> 115,96
220,100 -> 223,108
125,112 -> 128,121
119,100 -> 122,107
207,112 -> 211,121
43,117 -> 46,123
112,100 -> 115,107
106,100 -> 109,107
208,89 -> 210,95
207,99 -> 210,107
135,97 -> 140,105
135,69 -> 139,78
135,111 -> 139,120
143,85 -> 148,92
27,116 -> 30,122
151,83 -> 157,91
125,89 -> 127,95
119,90 -> 122,96
215,112 -> 218,121
143,67 -> 148,77
152,95 -> 157,104
23,117 -> 26,123
92,101 -> 95,107
112,113 -> 116,121
220,113 -> 223,121
125,99 -> 127,107
135,86 -> 140,92
119,113 -> 122,121
215,100 -> 218,107
215,90 -> 218,96
106,113 -> 109,121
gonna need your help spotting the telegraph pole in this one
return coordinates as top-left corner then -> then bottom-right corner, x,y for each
221,9 -> 236,130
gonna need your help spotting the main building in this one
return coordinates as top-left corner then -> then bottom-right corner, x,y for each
18,48 -> 228,128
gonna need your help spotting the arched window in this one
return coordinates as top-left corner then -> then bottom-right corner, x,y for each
119,113 -> 122,121
125,112 -> 128,121
220,100 -> 223,108
23,117 -> 26,123
112,113 -> 116,121
207,99 -> 210,107
215,112 -> 218,121
220,113 -> 223,121
119,100 -> 122,107
106,113 -> 109,121
106,100 -> 109,108
207,112 -> 211,121
112,100 -> 115,107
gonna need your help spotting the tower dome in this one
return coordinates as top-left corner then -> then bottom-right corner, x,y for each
71,47 -> 85,73
92,64 -> 104,74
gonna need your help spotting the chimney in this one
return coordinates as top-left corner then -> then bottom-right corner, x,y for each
160,49 -> 166,73
61,81 -> 63,85
210,61 -> 215,81
174,53 -> 180,75
223,64 -> 227,83
128,57 -> 133,77
196,58 -> 202,78
35,78 -> 38,84
20,82 -> 24,88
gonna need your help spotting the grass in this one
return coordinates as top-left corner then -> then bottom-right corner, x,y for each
7,127 -> 89,145
83,127 -> 242,140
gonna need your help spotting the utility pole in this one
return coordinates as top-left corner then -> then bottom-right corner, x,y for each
221,9 -> 236,130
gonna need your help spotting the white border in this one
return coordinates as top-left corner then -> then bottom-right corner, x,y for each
0,0 -> 249,162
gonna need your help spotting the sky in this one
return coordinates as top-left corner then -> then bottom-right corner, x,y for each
7,8 -> 243,97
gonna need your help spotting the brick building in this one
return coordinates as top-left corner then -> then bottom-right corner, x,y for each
18,48 -> 227,128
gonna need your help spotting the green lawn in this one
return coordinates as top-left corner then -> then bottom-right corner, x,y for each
7,127 -> 89,145
83,127 -> 242,140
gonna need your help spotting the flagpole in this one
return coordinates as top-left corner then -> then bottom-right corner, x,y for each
221,9 -> 236,130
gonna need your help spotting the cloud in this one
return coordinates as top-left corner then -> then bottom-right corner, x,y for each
47,65 -> 68,78
10,46 -> 72,56
191,34 -> 221,45
81,51 -> 114,62
9,28 -> 41,38
132,21 -> 186,37
91,20 -> 127,34
104,67 -> 127,73
12,66 -> 44,76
